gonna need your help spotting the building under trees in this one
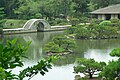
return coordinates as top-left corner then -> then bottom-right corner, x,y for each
91,4 -> 120,20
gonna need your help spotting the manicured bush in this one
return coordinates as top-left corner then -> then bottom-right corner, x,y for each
110,19 -> 120,23
70,18 -> 79,26
65,26 -> 77,34
48,19 -> 69,26
99,20 -> 111,26
91,18 -> 103,24
100,60 -> 120,80
74,58 -> 106,79
44,42 -> 64,53
100,47 -> 120,80
66,19 -> 119,39
75,27 -> 91,39
44,35 -> 76,54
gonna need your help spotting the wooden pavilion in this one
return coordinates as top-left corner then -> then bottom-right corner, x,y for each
91,4 -> 120,20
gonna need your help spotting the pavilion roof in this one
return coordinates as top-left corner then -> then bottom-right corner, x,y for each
91,4 -> 120,14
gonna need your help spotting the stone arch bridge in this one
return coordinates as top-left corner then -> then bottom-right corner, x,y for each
23,19 -> 51,31
3,19 -> 71,34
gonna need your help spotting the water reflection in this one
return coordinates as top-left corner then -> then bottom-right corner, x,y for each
84,49 -> 119,62
2,32 -> 120,80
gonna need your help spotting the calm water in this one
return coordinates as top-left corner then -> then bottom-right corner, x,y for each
3,32 -> 120,80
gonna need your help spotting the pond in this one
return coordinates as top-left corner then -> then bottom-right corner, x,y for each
2,31 -> 120,80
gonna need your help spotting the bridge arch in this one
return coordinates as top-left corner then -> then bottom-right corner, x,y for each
23,19 -> 51,31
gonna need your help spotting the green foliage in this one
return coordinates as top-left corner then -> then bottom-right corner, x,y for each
72,0 -> 90,14
66,19 -> 118,39
110,19 -> 120,23
62,38 -> 76,51
0,39 -> 56,80
44,42 -> 64,53
0,67 -> 6,79
92,0 -> 120,8
100,47 -> 120,79
99,20 -> 111,26
13,0 -> 73,20
0,39 -> 30,69
52,36 -> 67,47
91,19 -> 103,24
19,55 -> 58,80
94,24 -> 118,39
0,19 -> 6,28
70,18 -> 79,26
52,35 -> 76,50
44,35 -> 76,53
0,8 -> 6,34
74,58 -> 106,79
4,19 -> 27,29
100,60 -> 120,80
95,21 -> 116,39
65,26 -> 77,34
35,13 -> 42,19
0,8 -> 5,19
110,47 -> 120,57
0,39 -> 30,79
49,19 -> 69,26
75,27 -> 91,39
14,1 -> 42,19
1,0 -> 120,19
79,17 -> 89,23
110,19 -> 120,30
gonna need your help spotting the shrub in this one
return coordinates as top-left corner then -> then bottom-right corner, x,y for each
99,60 -> 120,80
44,42 -> 64,53
99,20 -> 111,26
44,35 -> 76,54
70,18 -> 79,26
110,19 -> 120,23
74,58 -> 106,79
100,47 -> 120,79
91,18 -> 103,24
65,26 -> 77,34
75,27 -> 91,39
35,13 -> 42,18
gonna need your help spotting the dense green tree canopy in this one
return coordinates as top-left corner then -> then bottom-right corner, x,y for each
72,0 -> 90,13
1,0 -> 120,19
92,0 -> 120,8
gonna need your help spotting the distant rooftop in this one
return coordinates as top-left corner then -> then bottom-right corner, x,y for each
91,4 -> 120,14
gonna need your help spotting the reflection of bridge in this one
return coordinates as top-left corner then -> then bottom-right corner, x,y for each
3,19 -> 71,34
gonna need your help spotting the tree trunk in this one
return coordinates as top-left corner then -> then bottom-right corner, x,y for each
89,73 -> 93,79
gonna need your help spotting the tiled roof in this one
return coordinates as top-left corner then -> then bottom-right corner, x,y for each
91,4 -> 120,14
